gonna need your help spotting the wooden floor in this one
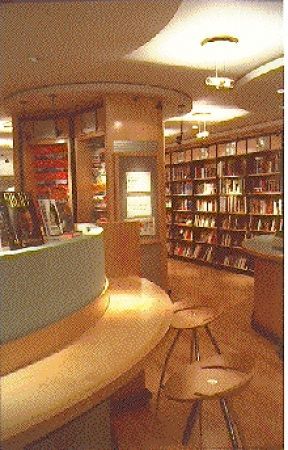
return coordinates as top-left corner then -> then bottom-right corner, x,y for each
113,259 -> 284,449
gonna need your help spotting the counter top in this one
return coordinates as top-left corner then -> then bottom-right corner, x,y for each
242,235 -> 284,262
1,277 -> 173,449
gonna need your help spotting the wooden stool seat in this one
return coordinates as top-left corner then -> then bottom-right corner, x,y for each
171,304 -> 220,329
164,353 -> 254,402
163,352 -> 254,448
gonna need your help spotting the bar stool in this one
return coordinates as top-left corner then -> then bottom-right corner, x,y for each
155,301 -> 222,413
163,351 -> 254,448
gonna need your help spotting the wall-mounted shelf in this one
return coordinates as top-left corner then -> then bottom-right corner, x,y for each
165,131 -> 283,275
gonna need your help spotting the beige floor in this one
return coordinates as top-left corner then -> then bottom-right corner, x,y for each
113,259 -> 284,450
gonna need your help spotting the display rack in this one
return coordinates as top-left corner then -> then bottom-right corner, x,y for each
31,143 -> 69,201
165,132 -> 283,275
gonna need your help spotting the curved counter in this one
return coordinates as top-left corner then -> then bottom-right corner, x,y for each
0,230 -> 108,375
1,231 -> 106,343
1,276 -> 173,449
242,235 -> 284,345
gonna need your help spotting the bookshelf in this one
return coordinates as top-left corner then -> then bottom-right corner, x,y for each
165,131 -> 283,275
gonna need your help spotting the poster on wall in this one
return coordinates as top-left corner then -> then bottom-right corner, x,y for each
126,195 -> 152,218
138,217 -> 156,236
126,171 -> 151,193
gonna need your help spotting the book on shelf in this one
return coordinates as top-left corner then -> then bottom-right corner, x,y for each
248,177 -> 280,193
248,198 -> 282,215
195,182 -> 216,195
220,178 -> 243,195
196,199 -> 217,212
194,163 -> 216,179
0,191 -> 44,250
252,153 -> 280,174
217,159 -> 245,177
194,214 -> 216,228
172,166 -> 191,180
222,254 -> 248,271
174,180 -> 193,195
219,196 -> 246,214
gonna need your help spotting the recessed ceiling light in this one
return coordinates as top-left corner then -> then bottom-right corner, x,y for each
192,125 -> 199,129
28,56 -> 39,63
277,88 -> 284,94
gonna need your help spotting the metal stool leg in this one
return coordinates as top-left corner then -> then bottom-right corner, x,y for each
193,329 -> 200,361
182,400 -> 202,446
199,399 -> 203,450
155,329 -> 181,414
205,324 -> 221,354
219,398 -> 240,450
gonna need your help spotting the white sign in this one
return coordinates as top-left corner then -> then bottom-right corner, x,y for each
126,171 -> 151,193
126,195 -> 152,218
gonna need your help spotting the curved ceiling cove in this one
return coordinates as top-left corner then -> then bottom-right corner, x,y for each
128,0 -> 283,77
4,82 -> 192,121
0,0 -> 284,134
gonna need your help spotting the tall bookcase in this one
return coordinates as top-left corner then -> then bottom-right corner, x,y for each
165,131 -> 283,275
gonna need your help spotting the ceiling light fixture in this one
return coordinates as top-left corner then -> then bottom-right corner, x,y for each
201,35 -> 239,89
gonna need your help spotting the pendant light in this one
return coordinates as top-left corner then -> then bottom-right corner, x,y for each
201,35 -> 239,89
196,120 -> 209,139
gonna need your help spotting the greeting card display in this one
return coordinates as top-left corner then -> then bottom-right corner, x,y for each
0,191 -> 44,250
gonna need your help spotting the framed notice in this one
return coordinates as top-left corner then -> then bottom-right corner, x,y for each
126,171 -> 151,193
126,195 -> 152,219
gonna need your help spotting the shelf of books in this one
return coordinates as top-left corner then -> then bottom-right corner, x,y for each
165,131 -> 283,275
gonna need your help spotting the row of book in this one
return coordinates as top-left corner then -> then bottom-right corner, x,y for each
248,178 -> 280,193
220,179 -> 243,195
217,160 -> 245,177
248,198 -> 282,215
172,181 -> 193,195
167,239 -> 254,272
195,182 -> 216,195
219,196 -> 246,214
196,199 -> 217,212
194,164 -> 216,179
252,154 -> 280,174
171,166 -> 191,180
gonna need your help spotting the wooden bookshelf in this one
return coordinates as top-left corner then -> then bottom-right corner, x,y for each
165,131 -> 283,275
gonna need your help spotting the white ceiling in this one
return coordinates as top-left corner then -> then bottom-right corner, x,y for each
0,0 -> 284,136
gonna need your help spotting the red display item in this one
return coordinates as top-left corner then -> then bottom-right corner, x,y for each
33,159 -> 68,169
35,172 -> 68,182
32,145 -> 68,156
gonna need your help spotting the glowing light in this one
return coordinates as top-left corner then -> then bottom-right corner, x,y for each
0,137 -> 13,148
196,130 -> 209,139
127,0 -> 283,75
205,76 -> 234,89
166,103 -> 248,124
207,378 -> 218,385
113,121 -> 123,130
237,57 -> 284,86
0,120 -> 13,133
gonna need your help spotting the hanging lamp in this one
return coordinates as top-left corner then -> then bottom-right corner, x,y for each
201,35 -> 238,89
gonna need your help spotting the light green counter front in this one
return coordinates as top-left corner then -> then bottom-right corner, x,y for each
0,231 -> 106,344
